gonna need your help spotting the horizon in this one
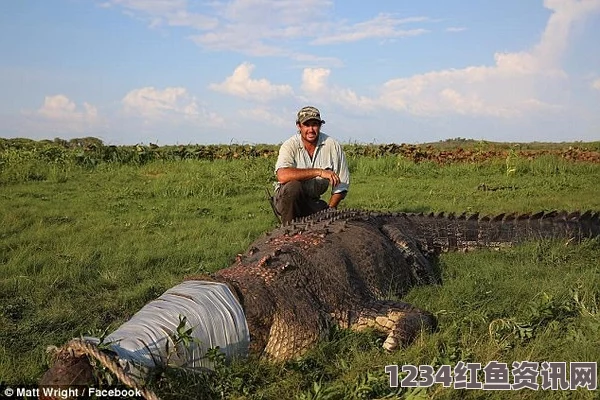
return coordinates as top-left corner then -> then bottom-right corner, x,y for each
4,135 -> 598,148
1,1 -> 599,145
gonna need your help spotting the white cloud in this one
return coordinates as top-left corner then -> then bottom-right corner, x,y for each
288,0 -> 599,118
376,0 -> 599,117
88,0 -> 600,131
533,0 -> 600,67
301,68 -> 330,93
377,60 -> 557,117
122,86 -> 224,125
188,0 -> 340,63
190,31 -> 284,57
311,14 -> 429,45
592,78 -> 600,91
122,86 -> 188,117
105,0 -> 335,62
103,0 -> 428,65
100,0 -> 218,30
106,0 -> 185,14
11,95 -> 104,137
37,94 -> 98,123
446,27 -> 467,33
218,0 -> 332,25
301,68 -> 374,110
209,63 -> 294,101
190,30 -> 342,66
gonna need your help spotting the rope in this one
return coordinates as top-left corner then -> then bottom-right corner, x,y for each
65,338 -> 160,400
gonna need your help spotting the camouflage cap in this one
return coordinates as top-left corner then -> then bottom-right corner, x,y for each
296,106 -> 325,125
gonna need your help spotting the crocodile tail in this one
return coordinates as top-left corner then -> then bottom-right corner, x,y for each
403,210 -> 600,253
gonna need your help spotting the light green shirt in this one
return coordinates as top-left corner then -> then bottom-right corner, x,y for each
274,132 -> 350,199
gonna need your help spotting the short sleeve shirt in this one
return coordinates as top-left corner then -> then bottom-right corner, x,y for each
274,132 -> 350,199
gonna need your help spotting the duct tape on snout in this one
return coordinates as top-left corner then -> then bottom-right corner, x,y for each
84,280 -> 249,379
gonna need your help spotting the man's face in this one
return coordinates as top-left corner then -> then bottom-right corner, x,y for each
297,119 -> 321,145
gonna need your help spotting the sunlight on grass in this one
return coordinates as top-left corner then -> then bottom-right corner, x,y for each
0,151 -> 599,398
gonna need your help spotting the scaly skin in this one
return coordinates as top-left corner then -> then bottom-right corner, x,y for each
40,208 -> 600,391
213,214 -> 437,360
212,208 -> 599,360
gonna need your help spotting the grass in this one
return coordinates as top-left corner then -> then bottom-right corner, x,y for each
0,153 -> 599,399
419,138 -> 600,151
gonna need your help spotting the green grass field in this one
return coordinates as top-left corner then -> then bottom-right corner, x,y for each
1,151 -> 599,399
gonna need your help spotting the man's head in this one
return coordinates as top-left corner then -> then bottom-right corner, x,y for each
296,106 -> 325,145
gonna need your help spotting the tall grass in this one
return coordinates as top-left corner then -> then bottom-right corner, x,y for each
0,154 -> 599,399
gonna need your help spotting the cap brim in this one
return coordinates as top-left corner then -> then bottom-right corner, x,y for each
298,118 -> 324,124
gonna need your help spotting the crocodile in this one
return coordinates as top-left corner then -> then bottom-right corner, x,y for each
39,208 -> 600,397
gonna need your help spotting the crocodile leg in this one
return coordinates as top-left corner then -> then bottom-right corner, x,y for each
262,310 -> 330,361
380,224 -> 438,285
350,300 -> 436,351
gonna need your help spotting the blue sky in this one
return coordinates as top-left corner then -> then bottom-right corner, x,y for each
1,0 -> 599,145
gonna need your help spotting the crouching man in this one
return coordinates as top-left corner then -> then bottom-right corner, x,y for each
274,106 -> 350,225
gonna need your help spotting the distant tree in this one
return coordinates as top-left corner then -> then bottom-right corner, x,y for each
68,137 -> 104,149
53,137 -> 69,148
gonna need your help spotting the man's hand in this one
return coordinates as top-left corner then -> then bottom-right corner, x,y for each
320,169 -> 341,188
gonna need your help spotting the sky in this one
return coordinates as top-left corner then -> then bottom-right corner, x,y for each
1,0 -> 599,145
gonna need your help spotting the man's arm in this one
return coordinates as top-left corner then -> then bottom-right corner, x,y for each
277,167 -> 341,187
276,167 -> 320,183
328,191 -> 346,208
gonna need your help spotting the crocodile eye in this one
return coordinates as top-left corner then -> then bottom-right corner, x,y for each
282,262 -> 295,271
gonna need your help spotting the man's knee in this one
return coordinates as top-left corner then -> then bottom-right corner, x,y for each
279,180 -> 302,197
274,181 -> 303,221
275,181 -> 302,207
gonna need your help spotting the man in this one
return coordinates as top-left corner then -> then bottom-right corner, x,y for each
273,106 -> 350,224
